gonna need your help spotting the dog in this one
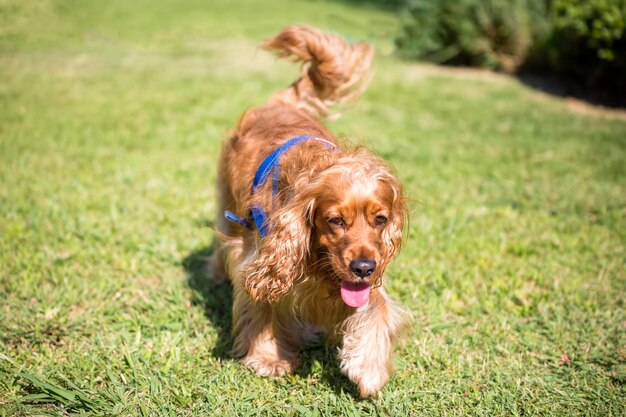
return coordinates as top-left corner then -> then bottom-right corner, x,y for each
213,25 -> 410,397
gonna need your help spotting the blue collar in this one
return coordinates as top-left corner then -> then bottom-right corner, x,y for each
224,135 -> 336,237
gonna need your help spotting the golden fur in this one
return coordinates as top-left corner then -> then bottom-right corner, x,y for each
213,25 -> 411,397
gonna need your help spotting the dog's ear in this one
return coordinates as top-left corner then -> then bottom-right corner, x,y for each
381,176 -> 407,262
243,197 -> 314,303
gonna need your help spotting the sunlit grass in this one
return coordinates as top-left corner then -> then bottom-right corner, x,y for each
1,1 -> 625,415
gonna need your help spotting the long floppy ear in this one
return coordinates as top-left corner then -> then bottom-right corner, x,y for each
243,198 -> 314,303
381,175 -> 407,261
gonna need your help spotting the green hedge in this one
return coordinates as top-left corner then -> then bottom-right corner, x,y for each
396,0 -> 549,72
395,0 -> 626,102
552,0 -> 625,62
545,0 -> 625,96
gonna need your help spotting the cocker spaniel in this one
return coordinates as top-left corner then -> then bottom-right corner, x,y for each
213,25 -> 410,397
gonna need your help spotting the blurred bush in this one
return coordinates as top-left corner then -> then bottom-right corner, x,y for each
551,0 -> 625,62
395,0 -> 626,104
395,0 -> 549,72
543,0 -> 625,97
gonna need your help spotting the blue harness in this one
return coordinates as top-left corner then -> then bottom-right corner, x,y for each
224,135 -> 336,237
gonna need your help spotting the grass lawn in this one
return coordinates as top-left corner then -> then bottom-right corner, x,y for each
1,0 -> 625,415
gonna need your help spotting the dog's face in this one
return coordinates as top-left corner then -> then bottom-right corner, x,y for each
243,152 -> 406,306
309,157 -> 406,307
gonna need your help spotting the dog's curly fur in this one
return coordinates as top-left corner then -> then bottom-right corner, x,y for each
213,25 -> 411,397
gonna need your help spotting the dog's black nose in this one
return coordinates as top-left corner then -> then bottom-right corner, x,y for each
350,259 -> 376,278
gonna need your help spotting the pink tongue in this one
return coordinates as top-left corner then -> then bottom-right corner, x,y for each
340,281 -> 371,307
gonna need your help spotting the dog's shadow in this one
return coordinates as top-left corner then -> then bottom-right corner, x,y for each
183,243 -> 232,358
182,242 -> 359,396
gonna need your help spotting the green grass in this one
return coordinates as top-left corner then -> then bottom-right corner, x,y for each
1,0 -> 625,415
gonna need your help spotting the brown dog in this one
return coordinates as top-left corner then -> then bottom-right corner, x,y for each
213,26 -> 410,397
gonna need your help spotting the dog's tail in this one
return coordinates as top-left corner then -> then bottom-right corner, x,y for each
262,25 -> 374,119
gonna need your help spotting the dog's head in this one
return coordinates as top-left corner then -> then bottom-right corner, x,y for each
243,150 -> 406,306
309,152 -> 406,307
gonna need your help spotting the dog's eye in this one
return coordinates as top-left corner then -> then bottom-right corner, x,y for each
328,217 -> 344,227
375,215 -> 388,226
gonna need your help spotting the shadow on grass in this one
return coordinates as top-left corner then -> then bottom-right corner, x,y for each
296,346 -> 361,398
517,70 -> 626,109
182,239 -> 361,397
326,0 -> 404,11
183,242 -> 232,359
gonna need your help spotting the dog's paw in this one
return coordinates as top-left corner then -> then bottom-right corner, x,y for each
208,252 -> 229,284
358,379 -> 384,398
242,356 -> 295,377
341,363 -> 388,398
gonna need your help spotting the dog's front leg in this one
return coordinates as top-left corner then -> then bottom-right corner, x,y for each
231,287 -> 299,377
338,289 -> 410,397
